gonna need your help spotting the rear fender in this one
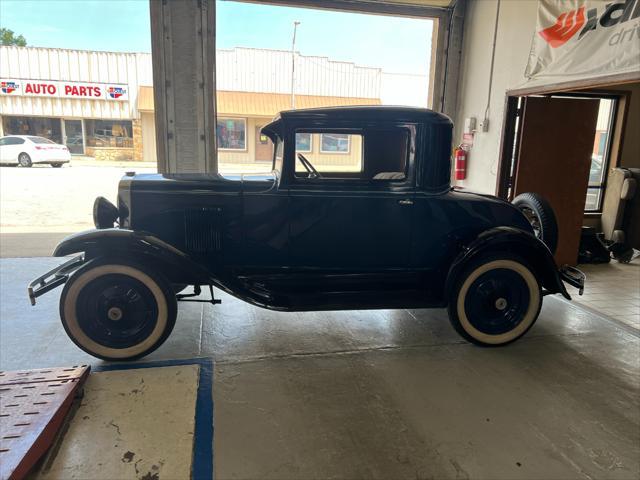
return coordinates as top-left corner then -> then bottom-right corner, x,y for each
445,227 -> 570,300
54,229 -> 214,285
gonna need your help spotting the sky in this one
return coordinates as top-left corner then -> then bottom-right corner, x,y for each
0,0 -> 433,75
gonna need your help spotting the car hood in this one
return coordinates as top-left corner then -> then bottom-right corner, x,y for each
124,171 -> 277,194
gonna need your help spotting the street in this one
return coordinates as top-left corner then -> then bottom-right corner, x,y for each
0,162 -> 155,257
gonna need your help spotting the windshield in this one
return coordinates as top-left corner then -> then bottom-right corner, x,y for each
28,136 -> 55,144
272,137 -> 284,174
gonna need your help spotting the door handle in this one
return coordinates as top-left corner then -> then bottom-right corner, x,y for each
398,199 -> 414,206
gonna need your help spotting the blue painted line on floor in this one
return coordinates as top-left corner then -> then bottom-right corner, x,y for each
92,357 -> 214,479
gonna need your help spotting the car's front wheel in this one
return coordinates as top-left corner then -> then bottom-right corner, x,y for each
60,258 -> 177,361
448,254 -> 542,346
18,153 -> 32,167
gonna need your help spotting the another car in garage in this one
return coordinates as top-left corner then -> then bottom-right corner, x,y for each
0,135 -> 71,167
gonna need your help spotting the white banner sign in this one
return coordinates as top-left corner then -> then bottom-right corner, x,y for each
0,79 -> 129,101
525,0 -> 640,83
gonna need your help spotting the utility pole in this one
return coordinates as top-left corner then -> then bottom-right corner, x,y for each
290,21 -> 300,110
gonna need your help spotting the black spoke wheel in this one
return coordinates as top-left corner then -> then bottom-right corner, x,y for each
448,255 -> 542,346
512,192 -> 558,254
60,258 -> 177,361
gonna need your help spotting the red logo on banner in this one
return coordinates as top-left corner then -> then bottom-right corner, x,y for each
108,86 -> 126,99
539,7 -> 585,48
1,81 -> 19,94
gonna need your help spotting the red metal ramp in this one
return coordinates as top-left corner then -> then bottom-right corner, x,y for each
0,365 -> 90,480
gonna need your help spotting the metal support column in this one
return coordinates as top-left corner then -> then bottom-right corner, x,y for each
432,0 -> 466,119
150,0 -> 217,173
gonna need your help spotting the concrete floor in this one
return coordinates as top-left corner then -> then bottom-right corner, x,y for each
1,257 -> 639,479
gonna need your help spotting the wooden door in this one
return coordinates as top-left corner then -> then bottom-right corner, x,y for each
255,126 -> 273,162
514,96 -> 599,266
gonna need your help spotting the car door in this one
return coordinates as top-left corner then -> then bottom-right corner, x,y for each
286,127 -> 415,277
0,137 -> 24,163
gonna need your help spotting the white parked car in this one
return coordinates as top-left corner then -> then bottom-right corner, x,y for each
0,135 -> 71,167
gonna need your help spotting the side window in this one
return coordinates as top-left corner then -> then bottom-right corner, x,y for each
294,131 -> 363,178
2,137 -> 25,146
293,128 -> 410,182
273,138 -> 284,174
366,129 -> 409,181
0,138 -> 7,146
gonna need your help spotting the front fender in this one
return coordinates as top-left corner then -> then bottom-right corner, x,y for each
54,228 -> 214,284
446,226 -> 570,300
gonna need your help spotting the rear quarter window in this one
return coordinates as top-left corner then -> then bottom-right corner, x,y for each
28,136 -> 55,144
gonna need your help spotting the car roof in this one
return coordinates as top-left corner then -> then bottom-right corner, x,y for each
277,105 -> 452,123
1,135 -> 51,140
262,105 -> 451,140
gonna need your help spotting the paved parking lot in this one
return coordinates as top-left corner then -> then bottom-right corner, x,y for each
0,162 -> 156,257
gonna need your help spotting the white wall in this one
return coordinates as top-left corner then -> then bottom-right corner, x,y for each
454,0 -> 539,193
216,47 -> 382,99
141,112 -> 157,163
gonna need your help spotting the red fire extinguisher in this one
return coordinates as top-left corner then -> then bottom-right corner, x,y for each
454,144 -> 467,181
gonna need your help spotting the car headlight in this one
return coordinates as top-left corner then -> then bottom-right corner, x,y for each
93,196 -> 119,229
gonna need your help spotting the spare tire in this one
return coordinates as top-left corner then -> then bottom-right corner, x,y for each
512,192 -> 558,254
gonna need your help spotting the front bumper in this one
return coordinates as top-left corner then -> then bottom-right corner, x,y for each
27,254 -> 85,305
559,265 -> 585,296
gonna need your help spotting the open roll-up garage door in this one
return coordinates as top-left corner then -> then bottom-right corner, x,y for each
152,0 -> 465,173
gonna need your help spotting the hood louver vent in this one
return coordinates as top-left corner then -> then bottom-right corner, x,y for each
184,208 -> 223,253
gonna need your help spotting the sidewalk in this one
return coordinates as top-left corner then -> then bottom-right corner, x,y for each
70,156 -> 156,169
69,156 -> 273,173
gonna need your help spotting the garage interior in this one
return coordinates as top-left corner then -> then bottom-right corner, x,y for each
1,1 -> 639,479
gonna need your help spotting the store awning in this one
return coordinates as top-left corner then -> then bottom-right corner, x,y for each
137,86 -> 381,117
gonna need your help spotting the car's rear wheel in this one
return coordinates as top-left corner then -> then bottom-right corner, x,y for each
447,254 -> 542,346
60,258 -> 177,361
18,153 -> 32,168
51,163 -> 64,168
512,192 -> 558,254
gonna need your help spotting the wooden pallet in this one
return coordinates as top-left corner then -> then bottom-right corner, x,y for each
0,365 -> 90,480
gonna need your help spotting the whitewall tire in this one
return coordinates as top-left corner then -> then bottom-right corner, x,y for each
60,259 -> 177,361
447,256 -> 542,346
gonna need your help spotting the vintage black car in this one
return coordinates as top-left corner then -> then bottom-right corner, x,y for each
29,106 -> 584,360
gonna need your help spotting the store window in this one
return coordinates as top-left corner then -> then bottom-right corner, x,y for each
217,118 -> 246,150
320,133 -> 350,154
85,120 -> 133,148
2,116 -> 62,144
295,131 -> 363,175
295,132 -> 312,153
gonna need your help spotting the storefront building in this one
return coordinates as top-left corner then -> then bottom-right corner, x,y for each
137,87 -> 377,166
1,46 -> 422,164
0,46 -> 151,161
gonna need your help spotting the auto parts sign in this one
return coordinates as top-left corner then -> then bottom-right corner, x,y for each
525,0 -> 640,81
0,79 -> 128,101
